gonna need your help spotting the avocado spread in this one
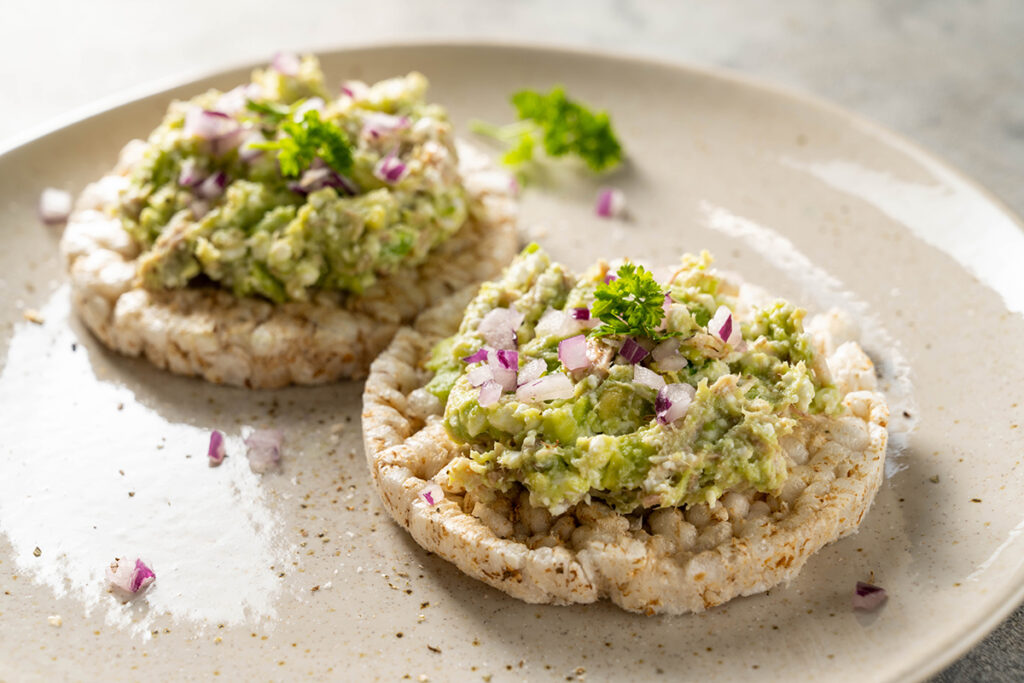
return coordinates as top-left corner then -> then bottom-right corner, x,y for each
117,54 -> 469,302
426,245 -> 841,515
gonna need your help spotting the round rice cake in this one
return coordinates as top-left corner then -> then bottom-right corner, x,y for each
60,141 -> 517,388
362,280 -> 889,615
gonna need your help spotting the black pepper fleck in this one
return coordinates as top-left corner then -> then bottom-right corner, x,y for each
33,547 -> 41,557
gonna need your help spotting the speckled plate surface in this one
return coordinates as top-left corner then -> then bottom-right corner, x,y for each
2,43 -> 1023,682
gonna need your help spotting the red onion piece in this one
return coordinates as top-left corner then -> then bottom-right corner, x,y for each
633,365 -> 666,392
478,307 -> 523,350
177,159 -> 205,187
651,338 -> 688,372
517,358 -> 546,386
197,171 -> 229,200
478,380 -> 502,407
656,383 -> 696,425
595,188 -> 626,218
361,112 -> 411,139
618,337 -> 649,364
516,373 -> 574,403
38,188 -> 72,224
603,273 -> 617,285
708,305 -> 741,345
107,557 -> 155,594
208,430 -> 226,467
373,149 -> 407,184
245,428 -> 283,473
558,334 -> 590,371
496,349 -> 519,371
487,351 -> 517,391
339,80 -> 369,99
418,482 -> 444,507
462,348 -> 489,364
467,364 -> 494,387
271,51 -> 301,76
571,307 -> 590,321
852,582 -> 888,610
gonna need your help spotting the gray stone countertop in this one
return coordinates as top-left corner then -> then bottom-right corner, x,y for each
2,1 -> 1022,679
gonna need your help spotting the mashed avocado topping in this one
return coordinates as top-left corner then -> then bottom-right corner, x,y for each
117,54 -> 469,302
426,245 -> 841,515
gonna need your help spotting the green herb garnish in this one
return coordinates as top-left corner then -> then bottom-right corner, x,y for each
591,263 -> 674,340
251,109 -> 353,178
471,87 -> 623,173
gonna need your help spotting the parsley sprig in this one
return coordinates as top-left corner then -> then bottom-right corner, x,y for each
471,87 -> 623,173
591,263 -> 674,340
249,105 -> 353,178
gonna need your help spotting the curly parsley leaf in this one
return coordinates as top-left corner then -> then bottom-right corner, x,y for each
591,263 -> 674,340
251,108 -> 353,178
470,87 -> 623,174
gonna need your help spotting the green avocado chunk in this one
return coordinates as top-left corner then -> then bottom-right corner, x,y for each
431,246 -> 842,515
117,55 -> 469,302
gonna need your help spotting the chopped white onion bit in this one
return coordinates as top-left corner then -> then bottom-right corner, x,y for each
107,557 -> 155,594
478,307 -> 524,350
478,380 -> 502,407
245,428 -> 283,473
633,365 -> 666,392
467,364 -> 494,387
656,383 -> 696,425
852,582 -> 888,610
39,188 -> 73,224
534,308 -> 582,340
516,373 -> 574,403
558,334 -> 591,371
207,430 -> 226,467
651,338 -> 688,372
708,305 -> 742,345
418,482 -> 445,507
361,112 -> 410,139
517,358 -> 546,386
595,188 -> 626,218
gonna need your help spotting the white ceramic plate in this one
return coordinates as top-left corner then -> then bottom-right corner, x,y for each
2,43 -> 1023,682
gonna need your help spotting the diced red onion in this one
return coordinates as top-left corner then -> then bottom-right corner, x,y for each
339,80 -> 369,99
656,383 -> 696,425
478,380 -> 502,407
571,307 -> 590,321
478,307 -> 524,350
487,351 -> 517,391
373,149 -> 407,184
595,188 -> 626,218
245,428 -> 283,473
197,171 -> 229,200
651,338 -> 688,372
603,273 -> 617,285
509,176 -> 521,197
238,130 -> 266,163
852,582 -> 888,610
38,188 -> 72,224
558,334 -> 590,371
214,85 -> 249,116
633,365 -> 666,392
462,348 -> 489,364
107,557 -> 155,594
183,108 -> 243,156
535,308 -> 582,340
515,373 -> 574,403
495,349 -> 519,371
208,430 -> 226,467
708,305 -> 741,345
517,358 -> 546,386
362,112 -> 411,139
418,482 -> 444,507
177,158 -> 205,187
466,364 -> 494,387
618,337 -> 649,364
271,51 -> 301,76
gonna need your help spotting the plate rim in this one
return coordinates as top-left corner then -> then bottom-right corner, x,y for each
3,38 -> 1023,682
